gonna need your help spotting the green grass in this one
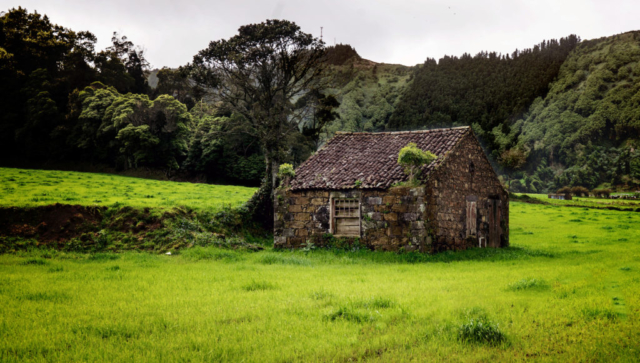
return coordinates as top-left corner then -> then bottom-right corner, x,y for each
0,167 -> 257,211
517,193 -> 640,210
1,202 -> 640,361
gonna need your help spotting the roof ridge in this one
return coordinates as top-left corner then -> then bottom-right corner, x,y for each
334,126 -> 470,135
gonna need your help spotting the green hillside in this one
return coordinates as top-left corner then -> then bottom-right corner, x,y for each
326,33 -> 640,192
0,167 -> 256,211
507,31 -> 640,192
320,45 -> 413,140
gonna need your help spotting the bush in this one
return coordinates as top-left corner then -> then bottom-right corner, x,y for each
557,186 -> 572,194
458,317 -> 506,345
592,188 -> 612,198
398,142 -> 437,183
570,186 -> 589,197
278,163 -> 295,178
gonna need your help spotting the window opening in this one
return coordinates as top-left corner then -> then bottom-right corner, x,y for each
332,198 -> 360,237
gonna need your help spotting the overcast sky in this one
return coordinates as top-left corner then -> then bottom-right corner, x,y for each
6,0 -> 640,68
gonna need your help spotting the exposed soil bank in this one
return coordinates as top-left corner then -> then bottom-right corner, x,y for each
0,204 -> 266,253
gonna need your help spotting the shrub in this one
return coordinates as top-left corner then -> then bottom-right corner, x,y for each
458,317 -> 506,345
592,188 -> 612,198
571,186 -> 589,197
278,163 -> 295,178
557,186 -> 572,194
398,143 -> 437,183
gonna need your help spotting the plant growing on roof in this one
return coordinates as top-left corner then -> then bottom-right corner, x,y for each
278,163 -> 295,187
397,143 -> 437,184
278,163 -> 295,178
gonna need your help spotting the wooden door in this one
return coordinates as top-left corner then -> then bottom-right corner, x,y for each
487,198 -> 502,247
466,196 -> 477,237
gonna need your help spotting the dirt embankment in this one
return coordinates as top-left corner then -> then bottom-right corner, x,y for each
0,204 -> 262,253
0,204 -> 166,245
0,204 -> 104,242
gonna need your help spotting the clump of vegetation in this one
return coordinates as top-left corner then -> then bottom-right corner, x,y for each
397,143 -> 436,185
259,253 -> 312,266
21,258 -> 49,266
180,247 -> 243,262
325,307 -> 372,323
458,316 -> 506,345
571,186 -> 589,197
278,163 -> 295,179
242,280 -> 277,292
506,278 -> 548,291
592,188 -> 612,198
581,307 -> 620,321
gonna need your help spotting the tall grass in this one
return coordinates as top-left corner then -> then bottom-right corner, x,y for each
0,203 -> 640,361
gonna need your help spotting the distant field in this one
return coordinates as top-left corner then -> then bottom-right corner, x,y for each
1,202 -> 639,361
518,193 -> 640,210
0,167 -> 257,211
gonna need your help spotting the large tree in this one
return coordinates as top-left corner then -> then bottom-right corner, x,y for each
183,20 -> 327,199
0,7 -> 97,160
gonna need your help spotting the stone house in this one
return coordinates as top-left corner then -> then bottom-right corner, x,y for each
274,126 -> 509,253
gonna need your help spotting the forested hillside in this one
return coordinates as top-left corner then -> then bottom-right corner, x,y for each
506,31 -> 640,192
3,7 -> 640,192
327,33 -> 640,192
388,35 -> 580,153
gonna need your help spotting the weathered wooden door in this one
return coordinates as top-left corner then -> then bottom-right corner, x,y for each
466,196 -> 477,237
487,198 -> 502,247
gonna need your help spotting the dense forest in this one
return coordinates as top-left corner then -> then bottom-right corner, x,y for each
0,8 -> 317,186
2,7 -> 640,191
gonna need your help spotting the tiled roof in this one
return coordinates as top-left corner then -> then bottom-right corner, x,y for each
290,126 -> 471,190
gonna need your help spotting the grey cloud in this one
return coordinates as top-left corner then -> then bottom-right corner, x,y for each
11,0 -> 640,68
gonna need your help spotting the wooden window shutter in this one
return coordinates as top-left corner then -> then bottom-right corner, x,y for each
333,198 -> 360,237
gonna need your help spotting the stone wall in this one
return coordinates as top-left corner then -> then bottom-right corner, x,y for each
274,133 -> 509,253
274,187 -> 432,252
425,132 -> 509,251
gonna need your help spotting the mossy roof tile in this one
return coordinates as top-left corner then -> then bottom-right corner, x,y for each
290,127 -> 471,190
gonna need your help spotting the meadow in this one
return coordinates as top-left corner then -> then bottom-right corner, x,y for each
517,192 -> 640,211
0,167 -> 257,211
1,202 -> 640,361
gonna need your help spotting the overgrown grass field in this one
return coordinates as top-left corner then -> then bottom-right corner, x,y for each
1,202 -> 640,361
518,192 -> 640,210
0,167 -> 257,211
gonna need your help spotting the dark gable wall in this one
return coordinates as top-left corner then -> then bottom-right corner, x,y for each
425,132 -> 509,251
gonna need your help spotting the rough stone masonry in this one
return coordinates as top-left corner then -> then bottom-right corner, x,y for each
274,127 -> 509,253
